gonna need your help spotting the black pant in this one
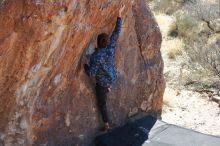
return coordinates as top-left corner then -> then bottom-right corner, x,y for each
95,83 -> 109,123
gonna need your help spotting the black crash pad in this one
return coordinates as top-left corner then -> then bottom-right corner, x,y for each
96,115 -> 220,146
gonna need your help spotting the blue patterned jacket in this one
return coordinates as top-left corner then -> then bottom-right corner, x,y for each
87,17 -> 122,87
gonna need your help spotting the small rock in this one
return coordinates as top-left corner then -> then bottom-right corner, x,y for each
176,91 -> 180,96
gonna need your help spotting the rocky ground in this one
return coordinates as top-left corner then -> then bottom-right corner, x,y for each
155,13 -> 220,136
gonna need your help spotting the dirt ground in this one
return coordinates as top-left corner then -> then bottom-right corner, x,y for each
162,87 -> 220,136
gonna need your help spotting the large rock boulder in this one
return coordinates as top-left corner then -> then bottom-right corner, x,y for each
0,0 -> 165,145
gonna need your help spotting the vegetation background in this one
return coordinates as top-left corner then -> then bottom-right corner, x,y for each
147,0 -> 220,136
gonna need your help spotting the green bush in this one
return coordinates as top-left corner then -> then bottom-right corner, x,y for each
175,12 -> 199,38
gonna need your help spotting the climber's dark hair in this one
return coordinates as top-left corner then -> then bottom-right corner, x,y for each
97,33 -> 109,48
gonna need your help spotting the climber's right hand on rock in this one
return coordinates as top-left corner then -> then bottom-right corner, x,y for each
119,5 -> 125,17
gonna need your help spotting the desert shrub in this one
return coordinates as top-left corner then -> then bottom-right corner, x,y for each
175,12 -> 200,38
172,0 -> 220,76
185,36 -> 220,76
194,0 -> 219,21
168,21 -> 178,37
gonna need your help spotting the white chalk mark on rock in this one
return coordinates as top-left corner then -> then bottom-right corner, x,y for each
20,117 -> 28,130
35,0 -> 43,5
46,25 -> 66,62
58,9 -> 65,17
54,73 -> 62,85
31,64 -> 41,73
65,111 -> 71,127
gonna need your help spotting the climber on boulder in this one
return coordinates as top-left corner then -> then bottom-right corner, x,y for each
84,5 -> 125,131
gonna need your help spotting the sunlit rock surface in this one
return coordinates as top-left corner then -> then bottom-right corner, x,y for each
0,0 -> 164,145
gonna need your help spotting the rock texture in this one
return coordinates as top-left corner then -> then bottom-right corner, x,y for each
0,0 -> 165,145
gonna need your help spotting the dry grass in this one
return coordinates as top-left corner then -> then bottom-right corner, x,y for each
166,39 -> 184,59
155,14 -> 176,36
163,99 -> 172,107
155,14 -> 184,59
148,0 -> 184,14
163,87 -> 180,108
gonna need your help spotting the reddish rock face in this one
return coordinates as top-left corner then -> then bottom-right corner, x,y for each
0,0 -> 165,145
